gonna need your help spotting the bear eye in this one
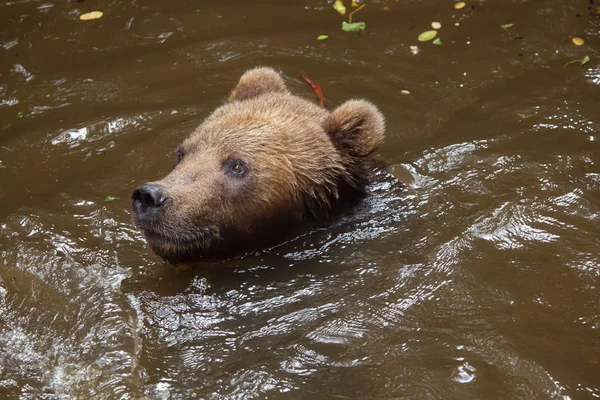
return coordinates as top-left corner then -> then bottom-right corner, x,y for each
231,160 -> 246,174
174,147 -> 184,166
230,160 -> 246,175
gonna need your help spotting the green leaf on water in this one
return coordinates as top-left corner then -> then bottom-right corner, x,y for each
418,30 -> 437,42
317,34 -> 329,41
500,23 -> 514,30
342,21 -> 366,33
104,195 -> 119,202
581,55 -> 590,65
432,38 -> 442,45
564,55 -> 591,68
17,111 -> 23,118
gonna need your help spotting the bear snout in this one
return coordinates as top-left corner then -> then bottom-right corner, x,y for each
132,183 -> 169,223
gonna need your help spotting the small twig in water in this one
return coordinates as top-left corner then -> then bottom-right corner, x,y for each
301,73 -> 326,108
348,3 -> 366,24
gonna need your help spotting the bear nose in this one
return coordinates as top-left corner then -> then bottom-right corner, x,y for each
132,184 -> 169,214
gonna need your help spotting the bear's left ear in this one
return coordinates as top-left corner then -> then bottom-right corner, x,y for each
324,99 -> 385,158
228,67 -> 288,102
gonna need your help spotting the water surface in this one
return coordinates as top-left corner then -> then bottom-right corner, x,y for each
1,0 -> 599,398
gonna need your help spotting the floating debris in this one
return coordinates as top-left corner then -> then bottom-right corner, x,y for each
454,2 -> 466,10
104,195 -> 119,202
418,30 -> 438,42
432,38 -> 442,45
333,0 -> 346,16
500,23 -> 514,30
582,55 -> 591,65
317,34 -> 329,41
572,37 -> 584,46
79,11 -> 103,20
342,21 -> 366,33
401,90 -> 410,95
410,45 -> 419,55
301,73 -> 326,108
348,3 -> 366,23
564,55 -> 590,67
383,6 -> 391,11
432,21 -> 442,29
17,111 -> 23,118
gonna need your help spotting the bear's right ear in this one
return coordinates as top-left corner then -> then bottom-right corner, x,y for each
324,99 -> 385,159
228,67 -> 288,102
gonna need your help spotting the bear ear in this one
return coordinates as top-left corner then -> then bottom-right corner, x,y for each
228,67 -> 288,102
324,100 -> 385,158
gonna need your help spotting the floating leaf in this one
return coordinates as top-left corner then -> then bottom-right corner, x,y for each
401,90 -> 410,95
432,38 -> 442,45
572,37 -> 584,46
418,30 -> 437,42
342,21 -> 366,33
351,1 -> 359,6
301,73 -> 326,107
333,0 -> 346,16
79,11 -> 103,20
17,111 -> 23,118
431,21 -> 442,29
317,34 -> 329,41
104,195 -> 119,202
564,55 -> 591,68
454,2 -> 466,9
383,6 -> 391,11
500,23 -> 514,30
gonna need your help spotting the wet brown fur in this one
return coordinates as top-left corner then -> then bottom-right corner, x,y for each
134,67 -> 385,263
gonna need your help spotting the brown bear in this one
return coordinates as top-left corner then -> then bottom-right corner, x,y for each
132,67 -> 385,264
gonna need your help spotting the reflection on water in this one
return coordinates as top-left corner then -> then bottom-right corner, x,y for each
1,0 -> 599,398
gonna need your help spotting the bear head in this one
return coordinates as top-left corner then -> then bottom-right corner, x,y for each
132,67 -> 385,264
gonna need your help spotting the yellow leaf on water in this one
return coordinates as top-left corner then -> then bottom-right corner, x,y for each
572,37 -> 584,46
418,30 -> 438,42
431,21 -> 442,29
333,0 -> 346,16
80,11 -> 103,20
454,2 -> 466,9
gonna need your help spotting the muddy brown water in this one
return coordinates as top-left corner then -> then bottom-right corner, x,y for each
1,0 -> 599,398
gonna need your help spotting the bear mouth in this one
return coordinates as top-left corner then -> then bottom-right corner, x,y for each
141,226 -> 221,263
